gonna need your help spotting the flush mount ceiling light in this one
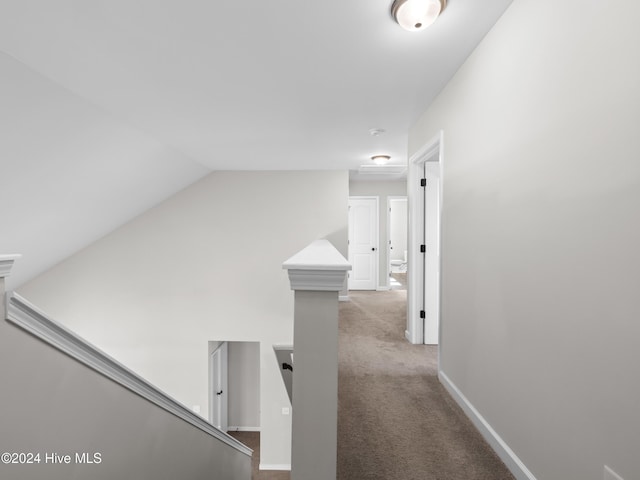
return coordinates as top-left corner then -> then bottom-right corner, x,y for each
371,155 -> 391,165
391,0 -> 446,32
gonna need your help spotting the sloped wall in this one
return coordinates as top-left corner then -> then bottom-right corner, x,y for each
0,282 -> 251,480
18,170 -> 348,469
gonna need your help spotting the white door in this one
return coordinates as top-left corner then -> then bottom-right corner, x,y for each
210,342 -> 228,431
348,197 -> 378,290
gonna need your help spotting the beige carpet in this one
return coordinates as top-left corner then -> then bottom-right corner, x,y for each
231,289 -> 515,479
337,290 -> 515,480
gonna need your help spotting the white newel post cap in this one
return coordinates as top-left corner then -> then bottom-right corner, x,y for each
0,255 -> 21,278
282,240 -> 351,291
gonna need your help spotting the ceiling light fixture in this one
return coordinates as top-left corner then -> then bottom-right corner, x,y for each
391,0 -> 446,32
371,155 -> 391,165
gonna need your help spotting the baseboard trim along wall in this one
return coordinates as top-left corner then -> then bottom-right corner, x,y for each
376,286 -> 391,291
438,370 -> 537,480
339,295 -> 350,302
259,463 -> 291,471
227,426 -> 260,432
405,330 -> 412,343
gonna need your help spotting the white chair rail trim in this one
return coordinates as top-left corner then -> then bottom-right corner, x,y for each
4,292 -> 252,457
0,254 -> 21,277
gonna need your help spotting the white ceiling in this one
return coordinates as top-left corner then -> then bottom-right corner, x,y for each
0,0 -> 512,288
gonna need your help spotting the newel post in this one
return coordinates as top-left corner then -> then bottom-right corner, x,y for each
0,255 -> 21,314
282,240 -> 351,480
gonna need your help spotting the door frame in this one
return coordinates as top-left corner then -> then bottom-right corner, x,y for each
348,196 -> 379,291
407,131 -> 443,345
387,196 -> 408,288
209,342 -> 228,431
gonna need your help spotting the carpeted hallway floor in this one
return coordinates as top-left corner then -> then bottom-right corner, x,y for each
232,288 -> 514,479
337,289 -> 515,480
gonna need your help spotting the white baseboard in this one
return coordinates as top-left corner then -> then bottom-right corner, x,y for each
376,286 -> 391,291
227,426 -> 260,432
339,295 -> 350,302
259,463 -> 291,471
438,371 -> 536,480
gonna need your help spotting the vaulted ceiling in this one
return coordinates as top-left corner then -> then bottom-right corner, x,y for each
0,0 -> 512,288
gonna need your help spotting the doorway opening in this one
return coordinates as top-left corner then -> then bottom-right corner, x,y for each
208,341 -> 260,433
347,179 -> 407,339
387,196 -> 408,291
407,132 -> 443,345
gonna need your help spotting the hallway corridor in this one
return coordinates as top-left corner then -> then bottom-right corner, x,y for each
337,290 -> 514,480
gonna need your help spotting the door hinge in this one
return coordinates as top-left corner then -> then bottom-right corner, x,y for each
420,310 -> 426,319
420,244 -> 426,253
420,178 -> 426,187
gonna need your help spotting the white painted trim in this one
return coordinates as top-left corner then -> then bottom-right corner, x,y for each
4,292 -> 252,458
376,286 -> 391,291
407,131 -> 443,345
338,295 -> 350,302
283,239 -> 351,292
259,463 -> 292,471
210,342 -> 229,432
227,426 -> 260,432
386,196 -> 408,290
438,371 -> 537,480
0,254 -> 21,278
604,466 -> 625,480
285,269 -> 349,291
282,239 -> 351,271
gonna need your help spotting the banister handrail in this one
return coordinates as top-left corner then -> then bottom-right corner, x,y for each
4,292 -> 252,457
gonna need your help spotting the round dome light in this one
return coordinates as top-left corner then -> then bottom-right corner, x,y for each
391,0 -> 445,32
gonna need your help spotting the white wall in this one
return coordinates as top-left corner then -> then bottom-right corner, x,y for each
0,52 -> 208,290
228,342 -> 260,431
17,170 -> 348,469
409,1 -> 640,479
349,180 -> 407,288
